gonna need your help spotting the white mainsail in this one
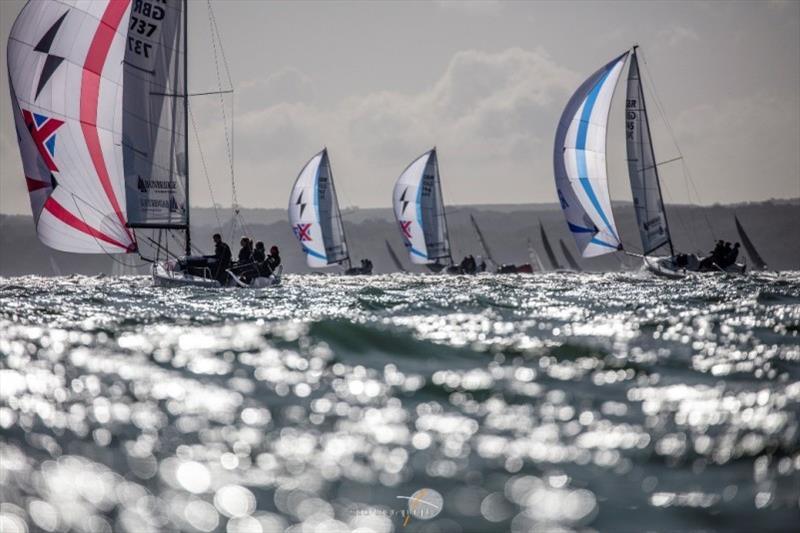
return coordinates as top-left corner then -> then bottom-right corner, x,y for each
8,0 -> 137,254
122,0 -> 188,230
288,149 -> 349,268
625,48 -> 671,255
554,52 -> 628,258
392,148 -> 451,265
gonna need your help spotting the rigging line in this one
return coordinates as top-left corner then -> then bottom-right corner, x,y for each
205,1 -> 235,211
188,102 -> 222,230
638,48 -> 716,240
206,0 -> 234,89
70,194 -> 147,270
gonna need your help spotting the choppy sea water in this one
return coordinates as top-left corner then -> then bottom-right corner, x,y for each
1,272 -> 799,533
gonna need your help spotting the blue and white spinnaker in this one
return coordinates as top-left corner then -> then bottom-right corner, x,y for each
289,149 -> 349,268
392,148 -> 452,265
553,52 -> 628,258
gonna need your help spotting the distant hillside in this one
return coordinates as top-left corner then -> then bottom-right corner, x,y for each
1,200 -> 798,276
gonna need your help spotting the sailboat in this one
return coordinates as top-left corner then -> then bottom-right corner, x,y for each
470,214 -> 533,274
734,215 -> 768,270
539,222 -> 564,271
289,148 -> 370,275
392,148 -> 454,273
553,46 -> 744,278
559,239 -> 583,272
385,240 -> 407,273
7,0 -> 278,288
528,239 -> 546,273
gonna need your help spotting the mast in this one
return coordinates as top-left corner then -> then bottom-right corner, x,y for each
183,0 -> 191,256
633,45 -> 674,257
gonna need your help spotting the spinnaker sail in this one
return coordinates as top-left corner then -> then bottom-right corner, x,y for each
559,239 -> 583,272
625,48 -> 671,255
8,0 -> 138,254
734,215 -> 767,270
289,149 -> 349,268
554,52 -> 628,257
393,148 -> 452,265
539,222 -> 563,271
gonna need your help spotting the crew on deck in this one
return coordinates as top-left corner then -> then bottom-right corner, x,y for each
207,233 -> 232,284
698,240 -> 741,271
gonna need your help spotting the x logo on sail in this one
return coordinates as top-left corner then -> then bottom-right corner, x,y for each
294,223 -> 312,241
22,110 -> 64,172
400,221 -> 412,239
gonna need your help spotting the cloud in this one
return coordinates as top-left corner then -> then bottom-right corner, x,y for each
218,47 -> 579,209
239,68 -> 315,111
656,26 -> 700,47
434,0 -> 503,15
668,92 -> 800,202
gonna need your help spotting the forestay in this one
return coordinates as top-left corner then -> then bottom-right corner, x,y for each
122,0 -> 188,229
289,149 -> 349,268
393,149 -> 451,265
554,52 -> 628,258
8,0 -> 137,253
625,49 -> 671,255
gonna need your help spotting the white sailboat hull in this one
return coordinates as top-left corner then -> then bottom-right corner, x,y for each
151,262 -> 222,288
643,256 -> 746,279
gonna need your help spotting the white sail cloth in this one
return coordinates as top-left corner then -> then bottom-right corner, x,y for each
392,149 -> 451,265
8,0 -> 138,253
288,149 -> 349,268
625,50 -> 670,255
122,0 -> 188,228
554,52 -> 628,258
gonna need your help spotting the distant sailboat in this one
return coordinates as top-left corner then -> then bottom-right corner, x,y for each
734,216 -> 767,270
528,239 -> 546,273
539,222 -> 563,271
393,148 -> 453,272
471,214 -> 534,274
289,148 -> 351,270
559,239 -> 582,272
553,46 -> 744,277
469,214 -> 496,268
385,240 -> 407,273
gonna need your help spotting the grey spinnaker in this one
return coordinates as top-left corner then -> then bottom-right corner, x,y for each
540,223 -> 563,270
385,240 -> 407,272
735,216 -> 767,270
625,48 -> 671,255
560,239 -> 583,271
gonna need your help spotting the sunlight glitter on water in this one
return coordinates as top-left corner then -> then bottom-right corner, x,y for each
0,272 -> 799,532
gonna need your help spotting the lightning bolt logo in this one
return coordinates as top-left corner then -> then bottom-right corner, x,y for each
33,12 -> 68,101
296,191 -> 307,218
399,187 -> 410,215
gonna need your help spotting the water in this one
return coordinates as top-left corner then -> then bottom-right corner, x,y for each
1,272 -> 799,533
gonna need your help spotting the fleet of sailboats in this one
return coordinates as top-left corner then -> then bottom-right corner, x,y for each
6,0 -> 771,281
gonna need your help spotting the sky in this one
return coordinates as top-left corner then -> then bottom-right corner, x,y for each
1,0 -> 798,216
